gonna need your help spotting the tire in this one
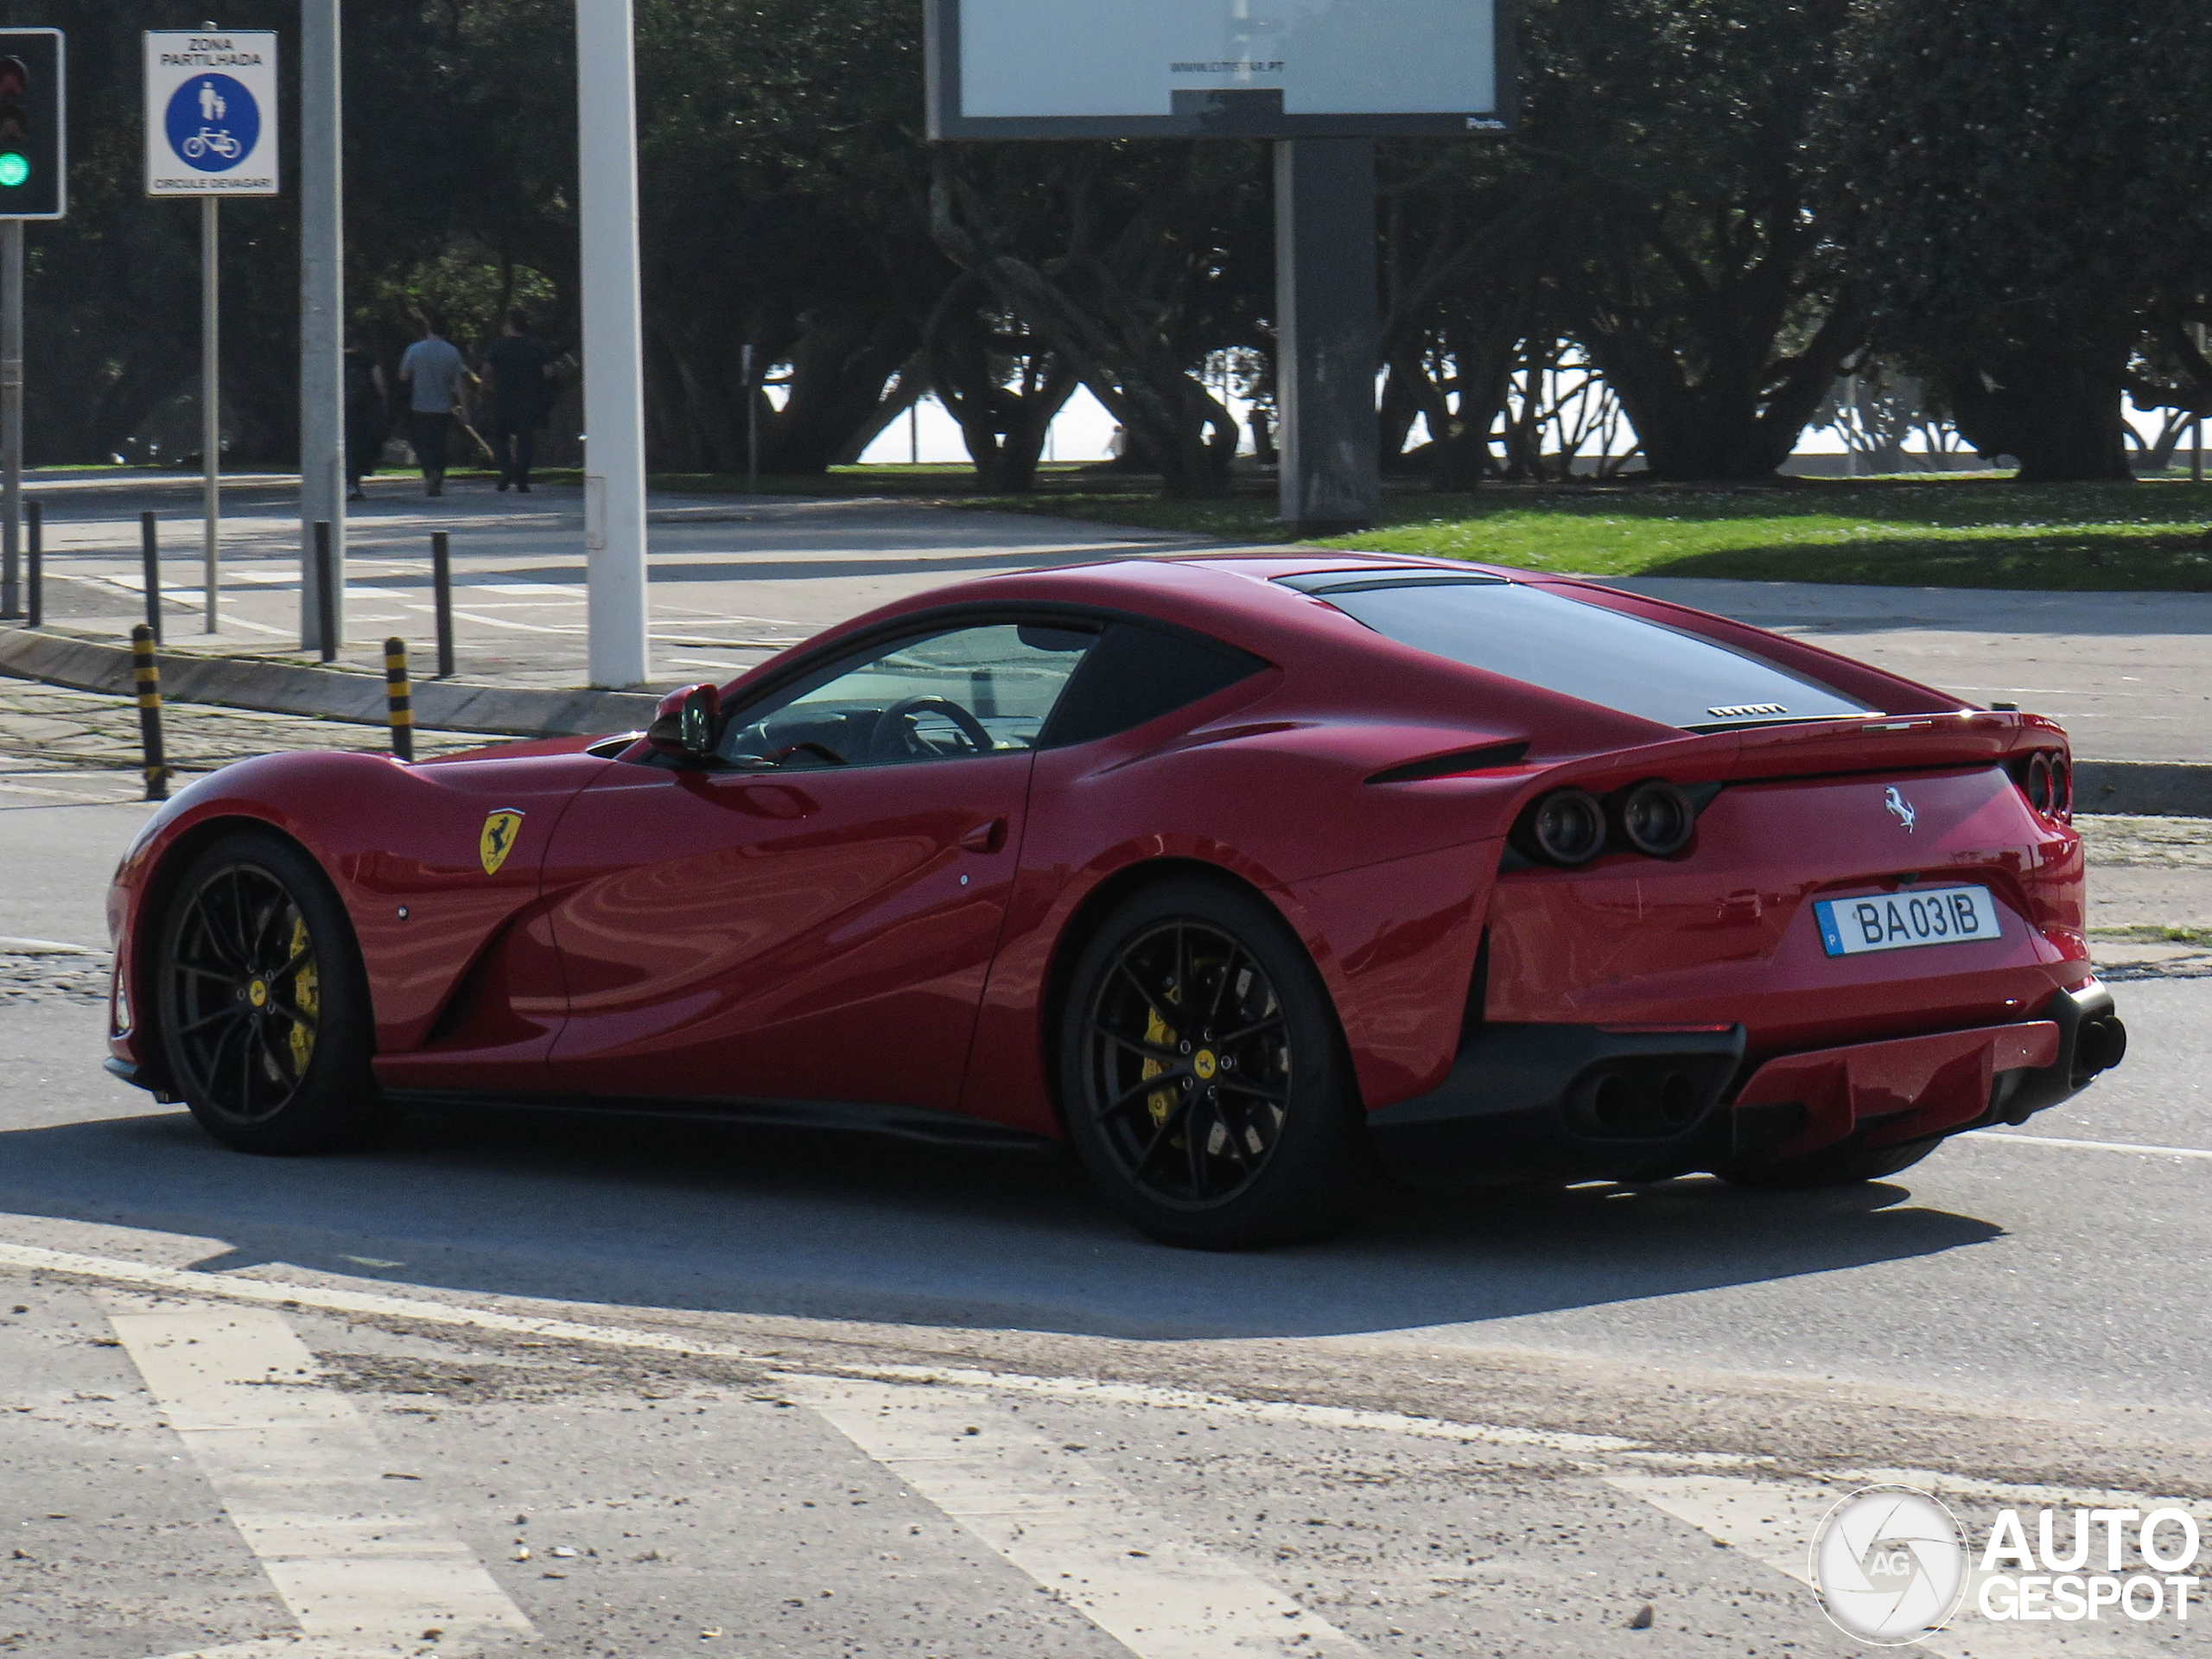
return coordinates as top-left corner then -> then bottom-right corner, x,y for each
1718,1134 -> 1942,1190
153,829 -> 390,1154
1058,876 -> 1374,1249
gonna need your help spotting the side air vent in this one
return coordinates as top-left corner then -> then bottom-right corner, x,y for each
1366,741 -> 1531,785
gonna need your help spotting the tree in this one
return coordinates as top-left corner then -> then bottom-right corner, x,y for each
930,142 -> 1264,496
1817,0 -> 2212,482
1508,0 -> 1864,481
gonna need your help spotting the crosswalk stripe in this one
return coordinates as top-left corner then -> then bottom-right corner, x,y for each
105,1300 -> 532,1656
793,1375 -> 1367,1659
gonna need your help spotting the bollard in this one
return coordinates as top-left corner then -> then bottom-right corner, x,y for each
139,512 -> 162,645
130,624 -> 168,802
313,518 -> 336,664
384,636 -> 415,762
24,499 -> 39,629
430,530 -> 454,678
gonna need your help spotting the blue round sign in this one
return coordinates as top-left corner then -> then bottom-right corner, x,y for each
164,74 -> 259,174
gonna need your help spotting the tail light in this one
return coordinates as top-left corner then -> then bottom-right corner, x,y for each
2009,748 -> 2072,824
1515,779 -> 1706,866
1617,780 -> 1696,856
1516,788 -> 1606,866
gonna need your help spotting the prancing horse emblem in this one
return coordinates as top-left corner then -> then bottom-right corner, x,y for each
480,808 -> 526,874
1884,786 -> 1916,834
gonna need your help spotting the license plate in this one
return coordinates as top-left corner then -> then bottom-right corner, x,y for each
1815,886 -> 2003,957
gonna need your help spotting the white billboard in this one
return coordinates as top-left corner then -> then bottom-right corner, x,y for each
927,0 -> 1510,138
145,30 -> 278,197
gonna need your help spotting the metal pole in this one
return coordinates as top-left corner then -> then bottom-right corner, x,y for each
431,529 -> 454,678
1843,370 -> 1859,479
384,636 -> 414,761
1274,139 -> 1379,534
201,196 -> 220,632
299,0 -> 346,652
908,397 -> 917,467
140,512 -> 162,645
131,625 -> 168,802
743,341 -> 760,493
2,219 -> 21,620
23,498 -> 38,628
576,0 -> 651,688
313,519 -> 336,662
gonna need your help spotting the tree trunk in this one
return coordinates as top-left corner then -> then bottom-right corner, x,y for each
1938,334 -> 2136,484
924,277 -> 1079,493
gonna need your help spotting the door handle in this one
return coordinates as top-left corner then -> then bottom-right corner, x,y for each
959,817 -> 1007,854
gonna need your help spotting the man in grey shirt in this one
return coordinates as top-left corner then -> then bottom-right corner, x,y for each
397,315 -> 470,497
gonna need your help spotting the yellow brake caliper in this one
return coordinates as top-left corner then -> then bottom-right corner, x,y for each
1141,1003 -> 1177,1128
286,915 -> 318,1075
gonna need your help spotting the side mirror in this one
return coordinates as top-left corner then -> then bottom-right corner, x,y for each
647,682 -> 723,764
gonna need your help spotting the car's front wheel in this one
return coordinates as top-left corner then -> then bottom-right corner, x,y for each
153,829 -> 389,1154
1058,877 -> 1373,1249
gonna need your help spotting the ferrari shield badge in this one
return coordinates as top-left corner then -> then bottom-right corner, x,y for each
479,808 -> 525,874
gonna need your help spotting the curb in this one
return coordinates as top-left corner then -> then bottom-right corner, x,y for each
0,626 -> 658,738
2071,761 -> 2212,819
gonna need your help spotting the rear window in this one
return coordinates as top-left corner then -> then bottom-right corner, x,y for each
1295,575 -> 1872,732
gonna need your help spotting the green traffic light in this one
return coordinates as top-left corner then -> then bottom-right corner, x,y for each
0,151 -> 26,188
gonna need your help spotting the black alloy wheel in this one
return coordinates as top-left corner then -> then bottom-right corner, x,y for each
1061,878 -> 1372,1249
155,830 -> 386,1154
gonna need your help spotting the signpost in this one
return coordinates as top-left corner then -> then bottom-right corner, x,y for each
925,0 -> 1513,531
576,0 -> 651,689
0,29 -> 64,622
146,29 -> 277,635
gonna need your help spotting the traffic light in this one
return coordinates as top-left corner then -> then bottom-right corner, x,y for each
0,30 -> 63,220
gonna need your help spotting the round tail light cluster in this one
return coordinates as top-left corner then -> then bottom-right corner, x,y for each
1516,779 -> 1698,867
1522,788 -> 1606,865
1618,779 -> 1696,856
2018,751 -> 2073,823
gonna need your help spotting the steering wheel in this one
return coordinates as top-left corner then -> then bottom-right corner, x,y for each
871,695 -> 993,760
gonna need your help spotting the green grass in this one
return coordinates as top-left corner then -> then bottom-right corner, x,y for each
2089,924 -> 2212,946
563,464 -> 2212,592
971,476 -> 2212,591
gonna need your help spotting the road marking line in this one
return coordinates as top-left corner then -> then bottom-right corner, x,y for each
792,1375 -> 1365,1658
0,1236 -> 2190,1516
1967,1131 -> 2212,1160
105,1302 -> 532,1652
0,933 -> 101,954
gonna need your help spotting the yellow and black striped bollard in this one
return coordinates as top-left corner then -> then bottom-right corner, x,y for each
130,624 -> 168,802
384,636 -> 415,761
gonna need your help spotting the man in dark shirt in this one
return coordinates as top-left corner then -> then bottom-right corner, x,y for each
480,309 -> 560,493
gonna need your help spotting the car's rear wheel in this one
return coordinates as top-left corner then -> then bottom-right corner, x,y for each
154,830 -> 388,1154
1058,877 -> 1373,1249
1718,1134 -> 1942,1189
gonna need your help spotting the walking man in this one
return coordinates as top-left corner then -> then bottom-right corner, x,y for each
397,314 -> 468,497
480,309 -> 559,493
343,334 -> 388,502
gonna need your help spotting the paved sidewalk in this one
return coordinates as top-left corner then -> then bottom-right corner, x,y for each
6,470 -> 2206,761
10,472 -> 1216,696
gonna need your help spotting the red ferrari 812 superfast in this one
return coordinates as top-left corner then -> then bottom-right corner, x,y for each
104,553 -> 2125,1247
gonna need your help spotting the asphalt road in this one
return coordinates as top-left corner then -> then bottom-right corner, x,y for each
4,779 -> 2212,1658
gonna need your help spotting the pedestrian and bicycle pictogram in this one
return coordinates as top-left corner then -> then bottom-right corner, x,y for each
165,73 -> 257,170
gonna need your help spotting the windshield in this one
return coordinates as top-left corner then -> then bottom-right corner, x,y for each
1299,575 -> 1873,732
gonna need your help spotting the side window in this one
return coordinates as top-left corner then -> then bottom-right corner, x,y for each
719,621 -> 1099,767
1040,622 -> 1269,748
